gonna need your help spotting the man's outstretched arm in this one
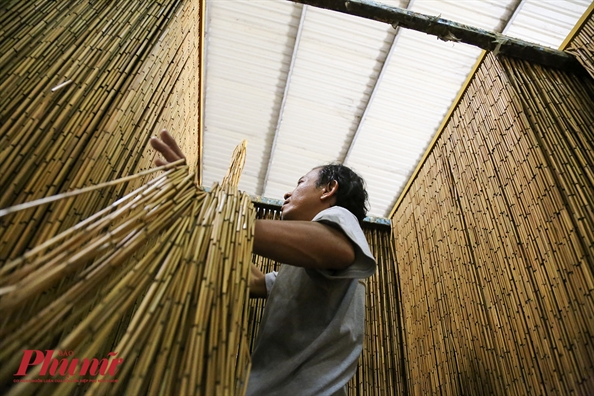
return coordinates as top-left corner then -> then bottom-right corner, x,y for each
254,220 -> 355,271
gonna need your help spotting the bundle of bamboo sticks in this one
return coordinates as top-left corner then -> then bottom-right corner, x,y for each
0,142 -> 254,395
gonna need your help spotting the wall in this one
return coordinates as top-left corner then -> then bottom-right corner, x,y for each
567,13 -> 594,78
391,13 -> 594,395
0,0 -> 200,262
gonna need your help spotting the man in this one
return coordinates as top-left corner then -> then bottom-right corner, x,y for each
151,130 -> 376,396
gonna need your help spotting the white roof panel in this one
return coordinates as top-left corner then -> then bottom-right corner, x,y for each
504,0 -> 590,47
203,0 -> 590,219
262,6 -> 396,201
203,0 -> 300,193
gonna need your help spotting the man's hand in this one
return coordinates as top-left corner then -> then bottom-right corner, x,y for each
250,264 -> 267,298
150,129 -> 186,166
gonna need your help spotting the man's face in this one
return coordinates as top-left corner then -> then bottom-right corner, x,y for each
281,168 -> 327,221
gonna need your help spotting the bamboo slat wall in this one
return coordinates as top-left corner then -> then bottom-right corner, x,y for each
0,0 -> 200,264
248,205 -> 406,396
246,206 -> 283,360
391,50 -> 594,395
566,7 -> 594,78
350,227 -> 407,396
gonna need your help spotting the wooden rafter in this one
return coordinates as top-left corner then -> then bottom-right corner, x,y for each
289,0 -> 582,70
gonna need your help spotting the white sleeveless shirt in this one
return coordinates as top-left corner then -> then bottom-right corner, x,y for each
247,206 -> 377,396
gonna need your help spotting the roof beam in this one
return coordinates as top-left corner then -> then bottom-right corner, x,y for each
260,4 -> 308,195
288,0 -> 581,70
342,0 -> 415,165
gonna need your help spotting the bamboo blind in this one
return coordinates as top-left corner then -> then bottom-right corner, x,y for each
392,51 -> 594,395
0,0 -> 200,264
566,8 -> 594,78
349,227 -> 407,396
246,206 -> 283,353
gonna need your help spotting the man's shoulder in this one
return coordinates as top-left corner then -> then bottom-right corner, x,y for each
312,206 -> 359,225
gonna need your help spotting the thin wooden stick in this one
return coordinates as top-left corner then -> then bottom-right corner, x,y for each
0,159 -> 186,217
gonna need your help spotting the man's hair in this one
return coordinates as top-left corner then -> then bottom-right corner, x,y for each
315,164 -> 369,222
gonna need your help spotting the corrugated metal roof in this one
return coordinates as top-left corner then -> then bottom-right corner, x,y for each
202,0 -> 590,218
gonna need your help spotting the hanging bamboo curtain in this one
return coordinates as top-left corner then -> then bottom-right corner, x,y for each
0,0 -> 200,265
566,6 -> 594,78
348,226 -> 407,396
246,206 -> 283,351
391,49 -> 594,395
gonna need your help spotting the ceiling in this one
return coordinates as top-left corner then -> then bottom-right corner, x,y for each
201,0 -> 590,220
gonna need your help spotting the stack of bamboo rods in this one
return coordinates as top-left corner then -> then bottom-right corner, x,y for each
501,55 -> 594,393
0,0 -> 199,265
0,140 -> 255,395
393,156 -> 462,395
442,63 -> 538,394
391,52 -> 594,395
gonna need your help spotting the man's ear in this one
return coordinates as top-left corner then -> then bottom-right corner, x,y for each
321,180 -> 338,201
